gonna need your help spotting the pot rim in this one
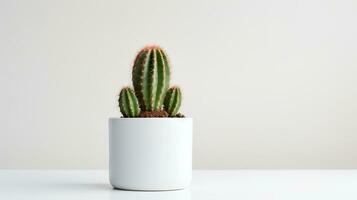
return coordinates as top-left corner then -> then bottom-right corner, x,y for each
109,117 -> 192,120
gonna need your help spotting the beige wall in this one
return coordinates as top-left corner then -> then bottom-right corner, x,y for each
1,0 -> 357,169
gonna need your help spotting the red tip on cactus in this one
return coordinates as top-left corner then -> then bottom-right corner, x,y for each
142,44 -> 162,50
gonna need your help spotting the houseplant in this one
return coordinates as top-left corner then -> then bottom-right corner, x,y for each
109,46 -> 192,191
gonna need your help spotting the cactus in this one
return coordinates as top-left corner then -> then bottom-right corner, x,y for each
117,45 -> 185,118
118,87 -> 140,117
132,46 -> 170,111
163,87 -> 182,116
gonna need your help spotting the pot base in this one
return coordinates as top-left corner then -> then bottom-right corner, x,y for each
111,185 -> 188,191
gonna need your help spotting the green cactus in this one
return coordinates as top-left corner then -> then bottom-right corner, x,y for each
117,45 -> 185,118
163,87 -> 182,116
132,46 -> 170,111
118,87 -> 140,117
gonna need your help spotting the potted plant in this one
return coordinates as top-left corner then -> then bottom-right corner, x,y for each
109,45 -> 192,191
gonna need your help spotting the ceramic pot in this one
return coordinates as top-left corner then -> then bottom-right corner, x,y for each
109,118 -> 192,191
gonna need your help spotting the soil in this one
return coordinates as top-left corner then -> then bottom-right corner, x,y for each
121,111 -> 186,118
139,110 -> 169,118
174,113 -> 185,118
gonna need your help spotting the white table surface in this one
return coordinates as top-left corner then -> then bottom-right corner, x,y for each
1,170 -> 357,200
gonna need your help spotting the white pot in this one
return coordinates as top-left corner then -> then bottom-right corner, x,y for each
108,118 -> 192,191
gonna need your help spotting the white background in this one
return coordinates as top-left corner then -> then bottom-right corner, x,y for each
1,0 -> 356,169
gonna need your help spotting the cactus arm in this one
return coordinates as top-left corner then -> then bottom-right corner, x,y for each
125,88 -> 137,116
167,90 -> 175,113
127,89 -> 140,116
119,90 -> 129,117
118,87 -> 140,117
164,87 -> 182,116
124,89 -> 134,117
172,88 -> 182,115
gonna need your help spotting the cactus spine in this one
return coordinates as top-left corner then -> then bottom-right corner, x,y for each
164,87 -> 182,116
118,87 -> 140,117
132,46 -> 170,111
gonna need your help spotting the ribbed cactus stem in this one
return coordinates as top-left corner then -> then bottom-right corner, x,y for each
132,46 -> 170,111
118,87 -> 140,117
163,87 -> 182,116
